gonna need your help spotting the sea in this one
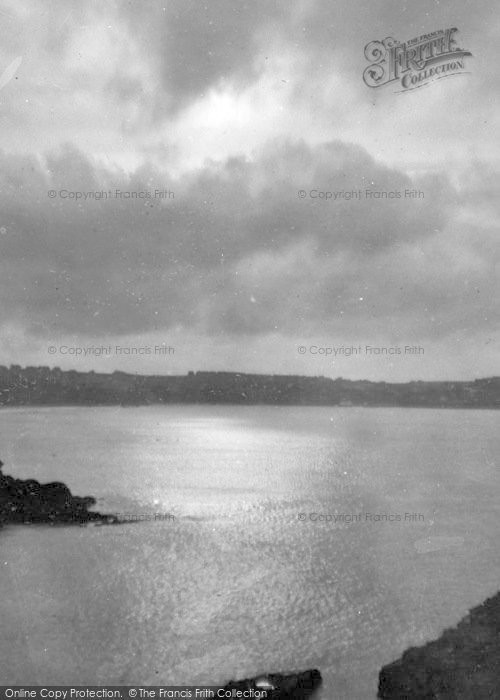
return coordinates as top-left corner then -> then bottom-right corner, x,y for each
0,406 -> 499,698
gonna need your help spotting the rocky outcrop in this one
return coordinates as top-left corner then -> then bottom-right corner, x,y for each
223,668 -> 322,698
378,592 -> 500,699
0,460 -> 116,524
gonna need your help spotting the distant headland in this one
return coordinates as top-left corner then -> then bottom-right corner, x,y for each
0,366 -> 498,408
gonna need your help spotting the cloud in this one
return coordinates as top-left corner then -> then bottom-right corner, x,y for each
0,0 -> 497,379
0,139 -> 496,350
0,0 -> 497,173
131,0 -> 285,113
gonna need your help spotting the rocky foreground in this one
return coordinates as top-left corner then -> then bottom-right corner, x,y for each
0,460 -> 116,524
224,669 -> 322,698
378,592 -> 500,699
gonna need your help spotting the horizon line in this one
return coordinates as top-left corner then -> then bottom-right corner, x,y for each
2,365 -> 499,385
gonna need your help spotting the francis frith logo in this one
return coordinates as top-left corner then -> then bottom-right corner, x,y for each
363,28 -> 472,91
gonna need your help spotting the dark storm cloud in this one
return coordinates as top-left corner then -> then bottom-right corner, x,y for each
0,140 -> 495,342
290,0 -> 482,60
0,0 -> 495,165
120,0 -> 286,112
116,0 -> 490,115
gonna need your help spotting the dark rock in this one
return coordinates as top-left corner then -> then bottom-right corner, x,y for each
0,459 -> 116,525
223,668 -> 322,698
378,592 -> 500,699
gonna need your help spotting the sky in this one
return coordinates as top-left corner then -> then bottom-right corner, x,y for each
0,0 -> 498,381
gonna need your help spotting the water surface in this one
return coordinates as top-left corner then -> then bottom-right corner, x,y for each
1,406 -> 499,697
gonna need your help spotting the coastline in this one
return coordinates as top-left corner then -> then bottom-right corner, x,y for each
1,367 -> 499,409
0,460 -> 116,526
378,592 -> 500,698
